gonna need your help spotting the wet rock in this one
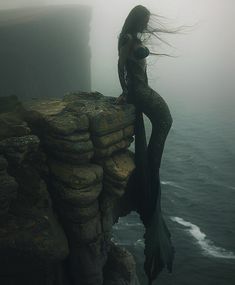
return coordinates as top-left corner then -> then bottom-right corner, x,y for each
66,214 -> 102,243
24,99 -> 89,136
100,206 -> 114,233
102,150 -> 135,182
0,156 -> 8,170
0,210 -> 69,263
44,134 -> 93,154
23,92 -> 135,160
60,200 -> 99,223
0,157 -> 18,217
92,124 -> 134,148
0,135 -> 48,207
0,135 -> 40,165
48,159 -> 103,189
46,131 -> 90,142
103,242 -> 140,285
0,98 -> 69,284
45,111 -> 89,135
62,91 -> 135,137
93,129 -> 123,148
17,92 -> 138,285
99,150 -> 135,201
68,233 -> 108,285
49,148 -> 94,164
0,113 -> 31,140
94,137 -> 134,159
51,178 -> 102,207
123,125 -> 134,137
0,95 -> 30,141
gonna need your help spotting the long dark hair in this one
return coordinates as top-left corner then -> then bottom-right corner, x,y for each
118,5 -> 182,56
118,5 -> 150,50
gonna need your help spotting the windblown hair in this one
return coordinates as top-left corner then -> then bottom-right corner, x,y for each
118,5 -> 150,50
118,5 -> 182,56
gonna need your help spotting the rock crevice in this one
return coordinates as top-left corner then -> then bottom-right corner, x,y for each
0,93 -> 140,285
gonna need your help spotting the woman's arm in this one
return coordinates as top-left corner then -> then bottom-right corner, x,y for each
116,34 -> 133,104
118,59 -> 128,95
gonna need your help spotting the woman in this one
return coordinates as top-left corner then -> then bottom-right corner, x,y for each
116,5 -> 175,285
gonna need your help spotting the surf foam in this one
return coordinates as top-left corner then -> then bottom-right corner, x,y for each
171,216 -> 235,259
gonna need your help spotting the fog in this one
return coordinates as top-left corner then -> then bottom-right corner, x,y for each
1,0 -> 234,110
1,3 -> 234,284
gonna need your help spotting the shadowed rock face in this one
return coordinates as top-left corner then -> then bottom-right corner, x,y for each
103,242 -> 140,285
0,93 -> 140,285
0,5 -> 91,99
0,95 -> 69,284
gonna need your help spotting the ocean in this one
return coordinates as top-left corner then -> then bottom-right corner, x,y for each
111,95 -> 235,285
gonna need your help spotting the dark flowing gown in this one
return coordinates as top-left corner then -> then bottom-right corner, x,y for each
124,40 -> 175,285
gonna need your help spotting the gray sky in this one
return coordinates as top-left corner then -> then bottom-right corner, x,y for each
0,0 -> 234,109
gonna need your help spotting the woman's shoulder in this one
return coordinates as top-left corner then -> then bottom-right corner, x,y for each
120,33 -> 133,46
123,33 -> 133,40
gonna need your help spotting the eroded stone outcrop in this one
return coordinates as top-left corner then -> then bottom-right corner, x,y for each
103,241 -> 140,285
0,93 -> 140,285
0,95 -> 69,284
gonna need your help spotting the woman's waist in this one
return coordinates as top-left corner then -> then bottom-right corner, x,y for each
126,79 -> 150,102
127,74 -> 148,89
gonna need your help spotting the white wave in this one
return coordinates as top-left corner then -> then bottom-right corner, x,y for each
122,222 -> 143,227
113,220 -> 143,229
111,237 -> 131,246
112,225 -> 119,230
111,237 -> 145,248
227,185 -> 235,190
171,216 -> 235,259
161,180 -> 185,189
134,239 -> 145,248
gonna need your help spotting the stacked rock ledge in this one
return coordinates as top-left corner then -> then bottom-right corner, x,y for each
0,92 -> 140,284
0,95 -> 69,284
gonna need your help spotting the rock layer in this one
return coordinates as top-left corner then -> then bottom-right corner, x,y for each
0,93 -> 139,285
0,95 -> 69,284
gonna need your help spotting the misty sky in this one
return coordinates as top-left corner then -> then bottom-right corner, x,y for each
0,0 -> 234,110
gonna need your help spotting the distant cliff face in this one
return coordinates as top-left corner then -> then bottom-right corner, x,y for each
0,93 -> 140,285
0,5 -> 91,99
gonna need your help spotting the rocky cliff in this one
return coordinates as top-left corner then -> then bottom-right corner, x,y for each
0,93 -> 140,285
0,5 -> 91,99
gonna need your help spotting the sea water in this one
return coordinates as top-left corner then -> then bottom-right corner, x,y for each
112,95 -> 235,285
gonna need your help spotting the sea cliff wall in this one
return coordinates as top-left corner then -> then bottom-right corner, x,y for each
0,93 -> 140,285
0,5 -> 91,99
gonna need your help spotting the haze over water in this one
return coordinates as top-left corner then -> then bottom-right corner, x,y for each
1,1 -> 234,284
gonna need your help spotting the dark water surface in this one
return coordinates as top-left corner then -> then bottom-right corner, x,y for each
112,96 -> 235,285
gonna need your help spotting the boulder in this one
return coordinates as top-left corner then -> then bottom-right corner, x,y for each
102,150 -> 135,182
48,148 -> 94,164
0,99 -> 69,283
62,91 -> 135,136
92,124 -> 134,148
103,242 -> 140,285
51,178 -> 103,207
43,134 -> 93,154
48,159 -> 103,189
60,200 -> 100,223
0,157 -> 18,217
1,92 -> 139,285
66,214 -> 102,243
94,137 -> 134,158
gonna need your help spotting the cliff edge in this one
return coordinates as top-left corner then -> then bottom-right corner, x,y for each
0,92 -> 140,285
